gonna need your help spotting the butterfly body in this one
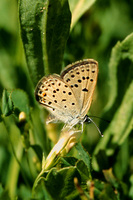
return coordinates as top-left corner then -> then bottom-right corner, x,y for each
35,59 -> 98,129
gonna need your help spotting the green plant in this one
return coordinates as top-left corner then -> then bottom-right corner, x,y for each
0,0 -> 132,199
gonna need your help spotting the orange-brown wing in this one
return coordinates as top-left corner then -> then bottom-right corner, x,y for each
35,74 -> 80,124
61,59 -> 98,117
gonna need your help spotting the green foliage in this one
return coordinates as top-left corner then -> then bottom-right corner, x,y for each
19,0 -> 71,84
0,0 -> 133,199
19,0 -> 46,86
11,89 -> 30,116
1,90 -> 13,117
69,0 -> 96,30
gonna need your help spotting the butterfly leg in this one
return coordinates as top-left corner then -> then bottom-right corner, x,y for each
62,118 -> 81,132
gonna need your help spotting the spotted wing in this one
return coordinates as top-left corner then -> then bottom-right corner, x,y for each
35,74 -> 80,124
60,59 -> 98,117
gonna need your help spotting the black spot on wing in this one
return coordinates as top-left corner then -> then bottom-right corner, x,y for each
82,88 -> 88,92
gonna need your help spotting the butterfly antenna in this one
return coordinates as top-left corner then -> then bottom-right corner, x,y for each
89,116 -> 110,123
87,116 -> 103,137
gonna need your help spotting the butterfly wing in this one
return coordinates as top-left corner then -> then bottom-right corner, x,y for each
61,59 -> 98,118
35,74 -> 81,124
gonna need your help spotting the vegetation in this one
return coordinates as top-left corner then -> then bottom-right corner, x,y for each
0,0 -> 132,199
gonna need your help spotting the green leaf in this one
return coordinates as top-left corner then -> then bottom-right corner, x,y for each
69,0 -> 96,30
44,0 -> 71,74
45,167 -> 80,200
19,0 -> 71,85
11,89 -> 30,117
75,142 -> 91,170
19,0 -> 45,86
95,150 -> 109,171
0,106 -> 3,122
94,80 -> 133,162
1,89 -> 13,117
33,166 -> 82,199
0,184 -> 10,200
93,33 -> 133,170
59,156 -> 78,167
103,168 -> 118,188
114,139 -> 129,180
76,160 -> 90,181
98,184 -> 118,200
34,180 -> 53,200
17,185 -> 32,200
30,144 -> 43,161
129,175 -> 133,199
104,33 -> 133,115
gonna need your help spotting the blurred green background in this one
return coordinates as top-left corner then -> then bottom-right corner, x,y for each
0,0 -> 133,199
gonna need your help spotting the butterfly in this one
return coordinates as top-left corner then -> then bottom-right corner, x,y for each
35,59 -> 100,132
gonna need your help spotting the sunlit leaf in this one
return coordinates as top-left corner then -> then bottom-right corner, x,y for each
104,33 -> 133,114
0,184 -> 10,200
93,34 -> 133,171
19,0 -> 71,85
69,0 -> 96,30
1,89 -> 13,117
11,89 -> 30,117
44,0 -> 71,74
19,0 -> 46,86
75,142 -> 91,170
44,167 -> 80,199
30,144 -> 43,161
